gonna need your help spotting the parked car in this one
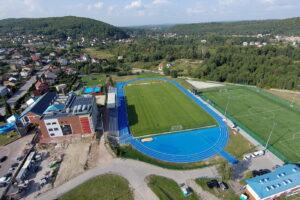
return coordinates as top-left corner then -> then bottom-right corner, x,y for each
0,182 -> 7,188
179,183 -> 192,197
251,150 -> 265,158
8,167 -> 16,172
4,173 -> 12,178
206,179 -> 220,189
16,156 -> 23,161
11,163 -> 19,168
252,169 -> 271,177
0,176 -> 11,183
0,156 -> 7,162
219,181 -> 229,190
259,169 -> 271,175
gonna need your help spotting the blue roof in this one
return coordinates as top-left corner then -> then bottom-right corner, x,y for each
246,164 -> 300,199
45,104 -> 65,112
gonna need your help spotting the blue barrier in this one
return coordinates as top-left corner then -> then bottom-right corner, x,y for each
116,78 -> 238,164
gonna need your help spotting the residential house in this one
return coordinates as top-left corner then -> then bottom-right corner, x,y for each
0,86 -> 8,97
10,64 -> 22,71
44,71 -> 57,85
20,69 -> 31,78
244,164 -> 300,200
32,80 -> 49,97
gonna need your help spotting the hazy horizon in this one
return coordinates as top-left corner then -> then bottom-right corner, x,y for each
1,0 -> 300,26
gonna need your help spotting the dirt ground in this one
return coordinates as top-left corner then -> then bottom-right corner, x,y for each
54,142 -> 91,187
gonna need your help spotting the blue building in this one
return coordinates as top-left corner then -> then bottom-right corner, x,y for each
244,164 -> 300,200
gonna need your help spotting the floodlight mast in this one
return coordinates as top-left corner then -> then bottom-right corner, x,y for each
224,96 -> 231,120
265,122 -> 277,150
290,85 -> 300,107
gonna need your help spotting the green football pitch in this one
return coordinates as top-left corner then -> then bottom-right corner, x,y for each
124,80 -> 217,137
201,86 -> 300,163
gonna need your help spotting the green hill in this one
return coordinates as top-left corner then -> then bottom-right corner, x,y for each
167,17 -> 300,36
0,16 -> 129,40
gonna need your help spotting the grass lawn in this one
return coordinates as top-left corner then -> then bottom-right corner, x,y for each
265,89 -> 300,107
124,79 -> 217,137
0,131 -> 19,146
83,48 -> 114,59
59,174 -> 133,200
195,178 -> 239,200
201,86 -> 300,163
225,130 -> 257,159
147,175 -> 199,200
81,74 -> 106,86
113,145 -> 223,170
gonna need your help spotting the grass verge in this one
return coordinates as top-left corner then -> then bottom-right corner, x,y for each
0,131 -> 19,146
225,130 -> 257,159
147,175 -> 199,200
195,178 -> 239,200
111,145 -> 223,170
59,174 -> 133,200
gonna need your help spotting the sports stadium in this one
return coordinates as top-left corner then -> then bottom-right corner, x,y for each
116,78 -> 238,163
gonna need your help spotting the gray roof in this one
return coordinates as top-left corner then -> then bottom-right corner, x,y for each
41,95 -> 95,120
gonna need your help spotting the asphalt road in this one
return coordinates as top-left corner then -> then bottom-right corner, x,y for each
37,158 -> 218,200
7,64 -> 50,107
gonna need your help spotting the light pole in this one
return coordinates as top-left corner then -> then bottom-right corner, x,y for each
290,84 -> 300,107
265,122 -> 277,150
224,96 -> 231,121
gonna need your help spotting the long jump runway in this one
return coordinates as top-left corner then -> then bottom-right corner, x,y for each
117,78 -> 238,164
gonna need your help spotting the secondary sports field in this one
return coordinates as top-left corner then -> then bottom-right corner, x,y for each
124,79 -> 217,137
201,85 -> 300,163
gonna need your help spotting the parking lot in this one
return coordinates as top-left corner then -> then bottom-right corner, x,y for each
0,134 -> 35,196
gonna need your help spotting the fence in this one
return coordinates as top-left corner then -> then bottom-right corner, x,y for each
199,87 -> 291,163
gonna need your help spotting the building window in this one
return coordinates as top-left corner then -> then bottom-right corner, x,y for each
46,123 -> 51,125
50,133 -> 55,137
54,128 -> 59,131
52,122 -> 57,125
48,128 -> 53,131
61,125 -> 72,135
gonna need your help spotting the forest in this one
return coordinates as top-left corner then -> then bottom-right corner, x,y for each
99,36 -> 300,89
167,17 -> 300,36
0,16 -> 129,40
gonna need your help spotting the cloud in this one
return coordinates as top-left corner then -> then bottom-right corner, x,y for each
125,0 -> 142,9
219,0 -> 235,6
152,0 -> 170,5
259,0 -> 276,3
186,7 -> 205,14
23,0 -> 43,12
87,2 -> 103,10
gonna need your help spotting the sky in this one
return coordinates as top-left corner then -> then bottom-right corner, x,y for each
0,0 -> 300,26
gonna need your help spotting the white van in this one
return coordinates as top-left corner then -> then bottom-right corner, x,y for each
252,150 -> 265,158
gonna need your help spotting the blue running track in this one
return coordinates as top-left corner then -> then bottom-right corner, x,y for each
116,78 -> 238,164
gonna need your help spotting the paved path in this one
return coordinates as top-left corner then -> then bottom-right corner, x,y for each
7,64 -> 49,107
37,158 -> 218,200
